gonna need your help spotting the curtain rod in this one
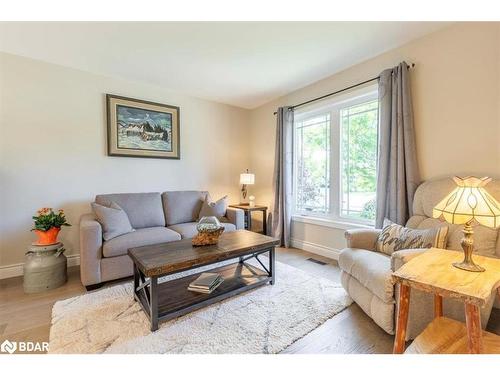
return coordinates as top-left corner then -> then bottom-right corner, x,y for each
273,63 -> 415,115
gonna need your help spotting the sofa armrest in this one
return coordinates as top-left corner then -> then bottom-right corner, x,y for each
391,248 -> 427,272
344,228 -> 381,251
226,207 -> 245,230
79,213 -> 103,286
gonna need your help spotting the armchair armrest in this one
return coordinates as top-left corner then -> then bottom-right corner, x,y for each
226,207 -> 244,230
391,248 -> 427,272
79,213 -> 103,286
344,228 -> 381,251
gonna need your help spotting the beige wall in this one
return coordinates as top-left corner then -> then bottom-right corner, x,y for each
2,22 -> 500,270
0,52 -> 250,267
248,22 -> 500,252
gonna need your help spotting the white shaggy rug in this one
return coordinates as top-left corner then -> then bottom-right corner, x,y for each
49,260 -> 352,354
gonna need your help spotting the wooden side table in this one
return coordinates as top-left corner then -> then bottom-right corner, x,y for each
392,248 -> 500,354
229,204 -> 268,235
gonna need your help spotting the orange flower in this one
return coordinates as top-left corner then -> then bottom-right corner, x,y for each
37,207 -> 53,216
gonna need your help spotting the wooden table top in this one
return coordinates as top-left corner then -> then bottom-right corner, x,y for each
229,204 -> 267,211
128,230 -> 279,277
392,248 -> 500,307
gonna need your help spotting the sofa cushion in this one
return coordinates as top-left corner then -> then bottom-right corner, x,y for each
168,221 -> 236,239
96,193 -> 165,229
102,227 -> 181,258
162,191 -> 208,226
338,248 -> 394,303
91,201 -> 135,241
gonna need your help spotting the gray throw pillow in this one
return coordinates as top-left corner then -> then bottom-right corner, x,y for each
198,195 -> 228,220
91,201 -> 135,241
376,220 -> 448,256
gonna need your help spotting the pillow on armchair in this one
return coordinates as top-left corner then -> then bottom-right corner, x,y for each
376,221 -> 448,256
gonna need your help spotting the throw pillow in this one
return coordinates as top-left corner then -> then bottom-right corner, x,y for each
376,221 -> 448,256
198,195 -> 228,220
91,201 -> 135,241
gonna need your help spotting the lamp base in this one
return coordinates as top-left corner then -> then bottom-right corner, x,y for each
453,220 -> 486,272
452,261 -> 485,273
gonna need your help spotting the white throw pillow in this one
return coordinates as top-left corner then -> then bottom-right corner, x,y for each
91,201 -> 135,241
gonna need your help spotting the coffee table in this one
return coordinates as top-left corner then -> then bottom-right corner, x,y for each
128,230 -> 280,331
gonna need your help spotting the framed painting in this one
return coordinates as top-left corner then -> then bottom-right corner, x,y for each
106,94 -> 180,159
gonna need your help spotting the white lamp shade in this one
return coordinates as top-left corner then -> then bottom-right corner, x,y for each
240,173 -> 255,185
432,176 -> 500,228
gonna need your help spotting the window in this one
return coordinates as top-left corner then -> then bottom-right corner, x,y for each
295,113 -> 331,213
293,85 -> 378,225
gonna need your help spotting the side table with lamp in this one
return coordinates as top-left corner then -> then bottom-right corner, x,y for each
392,176 -> 500,354
229,204 -> 268,235
234,169 -> 268,235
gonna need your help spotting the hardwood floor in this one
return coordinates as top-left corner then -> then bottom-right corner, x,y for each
277,248 -> 394,354
1,247 -> 498,354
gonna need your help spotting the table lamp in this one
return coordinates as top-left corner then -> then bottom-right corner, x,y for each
239,169 -> 255,203
432,176 -> 500,272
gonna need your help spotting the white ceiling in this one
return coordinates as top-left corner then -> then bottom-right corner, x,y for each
0,22 -> 450,109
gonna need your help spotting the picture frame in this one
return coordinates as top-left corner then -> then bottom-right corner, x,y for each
106,94 -> 180,159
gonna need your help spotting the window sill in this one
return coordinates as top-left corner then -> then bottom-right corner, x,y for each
291,215 -> 374,231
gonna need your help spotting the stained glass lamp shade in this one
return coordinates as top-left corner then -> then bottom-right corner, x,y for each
432,176 -> 500,272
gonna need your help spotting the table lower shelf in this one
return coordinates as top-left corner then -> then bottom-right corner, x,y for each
136,261 -> 271,324
405,317 -> 500,354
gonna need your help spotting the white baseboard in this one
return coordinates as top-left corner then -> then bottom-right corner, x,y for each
0,254 -> 80,280
0,241 -> 339,279
290,238 -> 340,260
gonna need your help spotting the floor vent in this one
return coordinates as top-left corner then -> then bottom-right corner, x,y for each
306,258 -> 327,265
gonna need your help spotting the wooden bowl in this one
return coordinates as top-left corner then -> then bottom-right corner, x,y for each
192,227 -> 225,246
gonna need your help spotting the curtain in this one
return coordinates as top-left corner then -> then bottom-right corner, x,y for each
270,106 -> 294,247
375,61 -> 421,228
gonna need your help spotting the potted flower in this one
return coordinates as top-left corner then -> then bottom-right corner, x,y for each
32,208 -> 71,245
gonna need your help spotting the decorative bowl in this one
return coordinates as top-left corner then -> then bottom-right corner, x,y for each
192,216 -> 225,246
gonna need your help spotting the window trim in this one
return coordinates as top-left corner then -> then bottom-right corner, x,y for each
292,84 -> 378,226
291,214 -> 374,231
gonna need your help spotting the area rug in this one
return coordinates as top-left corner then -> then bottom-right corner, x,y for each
48,259 -> 352,354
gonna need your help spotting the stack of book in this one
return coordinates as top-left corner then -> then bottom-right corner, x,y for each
188,272 -> 224,294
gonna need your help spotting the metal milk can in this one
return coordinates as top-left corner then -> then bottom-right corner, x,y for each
23,242 -> 67,293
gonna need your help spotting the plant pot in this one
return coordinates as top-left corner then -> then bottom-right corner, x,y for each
33,227 -> 61,245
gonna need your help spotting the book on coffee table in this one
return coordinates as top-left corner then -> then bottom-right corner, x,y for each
188,272 -> 224,294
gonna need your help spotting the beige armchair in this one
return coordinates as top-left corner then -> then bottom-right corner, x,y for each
339,177 -> 500,339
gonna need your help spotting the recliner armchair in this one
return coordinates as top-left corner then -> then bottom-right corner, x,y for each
339,178 -> 500,339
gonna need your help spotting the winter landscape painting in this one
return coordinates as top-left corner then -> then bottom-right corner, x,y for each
107,95 -> 180,159
117,105 -> 172,152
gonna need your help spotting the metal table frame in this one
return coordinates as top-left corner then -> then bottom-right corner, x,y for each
133,246 -> 275,331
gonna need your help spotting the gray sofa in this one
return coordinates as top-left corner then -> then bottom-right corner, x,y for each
339,178 -> 500,339
79,191 -> 244,289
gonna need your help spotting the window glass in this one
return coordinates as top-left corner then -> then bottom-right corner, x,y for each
340,100 -> 378,221
295,113 -> 330,213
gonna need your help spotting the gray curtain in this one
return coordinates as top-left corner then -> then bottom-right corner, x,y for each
270,107 -> 294,247
375,62 -> 421,228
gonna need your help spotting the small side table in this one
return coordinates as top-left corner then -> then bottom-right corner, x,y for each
392,248 -> 500,354
229,204 -> 268,235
